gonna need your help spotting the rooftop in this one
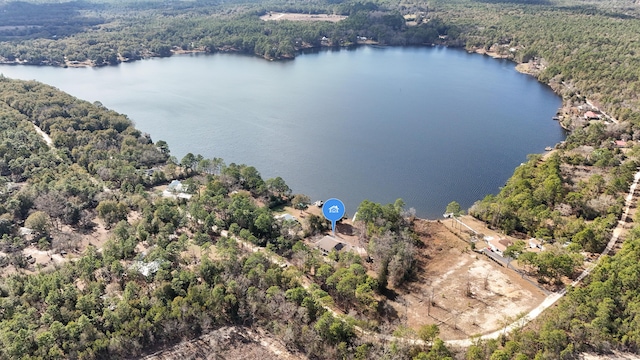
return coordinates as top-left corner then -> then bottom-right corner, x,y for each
315,235 -> 346,254
275,213 -> 298,222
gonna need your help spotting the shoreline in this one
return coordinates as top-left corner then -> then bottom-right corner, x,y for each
2,42 -> 570,219
0,34 -> 592,139
0,39 -> 407,68
468,46 -> 576,133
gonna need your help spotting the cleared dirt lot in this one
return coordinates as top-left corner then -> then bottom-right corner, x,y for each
142,326 -> 305,360
386,220 -> 546,340
260,12 -> 347,22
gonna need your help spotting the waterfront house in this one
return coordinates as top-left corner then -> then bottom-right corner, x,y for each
162,180 -> 192,199
584,111 -> 600,120
315,236 -> 345,255
167,180 -> 185,192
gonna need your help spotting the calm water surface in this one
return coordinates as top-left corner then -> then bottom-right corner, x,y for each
0,46 -> 564,218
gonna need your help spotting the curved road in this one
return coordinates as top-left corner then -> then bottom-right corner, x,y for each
444,169 -> 640,346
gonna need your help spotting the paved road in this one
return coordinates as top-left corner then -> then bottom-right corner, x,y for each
482,248 -> 510,266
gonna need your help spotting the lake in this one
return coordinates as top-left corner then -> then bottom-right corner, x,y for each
0,46 -> 565,218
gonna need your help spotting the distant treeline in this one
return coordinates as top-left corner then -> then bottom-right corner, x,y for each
0,0 -> 458,64
0,1 -> 104,41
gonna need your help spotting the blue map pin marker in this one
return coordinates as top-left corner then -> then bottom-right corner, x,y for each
322,198 -> 345,236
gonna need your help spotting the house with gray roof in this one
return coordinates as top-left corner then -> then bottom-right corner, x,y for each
315,235 -> 346,255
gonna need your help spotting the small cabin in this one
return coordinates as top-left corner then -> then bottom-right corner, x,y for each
584,111 -> 600,120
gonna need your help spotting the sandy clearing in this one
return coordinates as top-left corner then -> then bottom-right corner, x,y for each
33,124 -> 53,147
78,218 -> 111,250
142,326 -> 306,360
260,12 -> 347,22
385,220 -> 546,340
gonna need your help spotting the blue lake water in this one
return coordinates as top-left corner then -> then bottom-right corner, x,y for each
0,46 -> 565,218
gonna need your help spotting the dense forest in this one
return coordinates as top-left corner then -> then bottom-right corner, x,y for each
0,0 -> 455,64
3,0 -> 640,358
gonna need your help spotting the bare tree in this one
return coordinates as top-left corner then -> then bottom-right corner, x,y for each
35,191 -> 67,230
51,231 -> 81,252
465,274 -> 473,297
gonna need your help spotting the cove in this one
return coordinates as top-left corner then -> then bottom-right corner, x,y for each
0,46 -> 565,218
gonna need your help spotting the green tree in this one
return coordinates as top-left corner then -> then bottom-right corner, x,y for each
292,194 -> 311,210
490,350 -> 510,360
504,240 -> 526,259
240,166 -> 265,194
265,177 -> 291,199
445,201 -> 463,216
306,214 -> 329,235
354,282 -> 378,314
96,200 -> 128,228
254,212 -> 275,240
314,312 -> 354,345
418,324 -> 440,344
426,338 -> 452,359
156,140 -> 170,155
25,211 -> 50,236
466,345 -> 485,360
180,153 -> 200,175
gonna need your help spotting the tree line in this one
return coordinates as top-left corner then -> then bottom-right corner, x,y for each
0,0 -> 458,64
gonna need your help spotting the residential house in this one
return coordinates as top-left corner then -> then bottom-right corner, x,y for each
167,180 -> 185,192
615,140 -> 629,148
18,227 -> 35,242
162,180 -> 192,200
487,238 -> 513,257
144,168 -> 159,177
275,213 -> 298,222
584,111 -> 600,120
315,235 -> 346,255
130,260 -> 162,277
